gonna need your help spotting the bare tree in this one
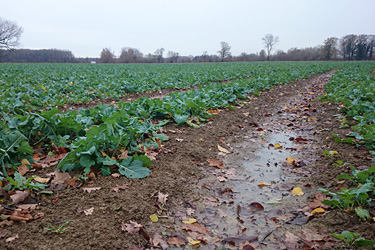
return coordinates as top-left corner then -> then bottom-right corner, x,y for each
167,50 -> 179,63
262,34 -> 279,61
322,37 -> 338,60
218,41 -> 231,62
154,48 -> 165,63
202,51 -> 208,62
119,47 -> 143,63
99,48 -> 115,63
0,17 -> 23,50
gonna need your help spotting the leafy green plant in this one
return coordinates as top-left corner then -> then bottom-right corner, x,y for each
45,220 -> 71,234
333,231 -> 375,248
3,171 -> 47,191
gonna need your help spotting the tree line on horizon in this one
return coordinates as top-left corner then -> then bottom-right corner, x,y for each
0,17 -> 374,63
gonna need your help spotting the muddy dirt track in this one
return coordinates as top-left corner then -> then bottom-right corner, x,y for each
2,70 -> 375,249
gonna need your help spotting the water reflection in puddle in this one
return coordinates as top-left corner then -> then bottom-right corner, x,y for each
194,131 -> 312,248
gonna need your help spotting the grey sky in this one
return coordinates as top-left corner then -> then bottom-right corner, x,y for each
2,0 -> 375,58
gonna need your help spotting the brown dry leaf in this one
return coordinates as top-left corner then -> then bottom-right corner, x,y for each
119,150 -> 128,159
17,165 -> 29,176
82,187 -> 101,193
206,159 -> 224,169
151,232 -> 168,249
186,208 -> 195,216
10,191 -> 30,205
157,192 -> 169,206
122,220 -> 143,233
49,171 -> 71,184
301,229 -> 324,242
284,231 -> 300,248
64,177 -> 78,188
21,158 -> 31,165
33,176 -> 51,184
218,144 -> 231,154
17,204 -> 37,210
5,234 -> 19,243
83,207 -> 94,215
33,212 -> 44,219
182,223 -> 210,236
111,184 -> 128,192
0,232 -> 7,239
308,193 -> 329,209
167,237 -> 185,247
292,187 -> 304,196
10,210 -> 33,221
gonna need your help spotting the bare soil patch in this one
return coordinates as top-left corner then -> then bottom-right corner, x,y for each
2,70 -> 374,249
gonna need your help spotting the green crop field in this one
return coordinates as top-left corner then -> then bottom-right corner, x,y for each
1,61 -> 374,180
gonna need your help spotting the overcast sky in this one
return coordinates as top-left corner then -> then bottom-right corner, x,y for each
2,0 -> 375,58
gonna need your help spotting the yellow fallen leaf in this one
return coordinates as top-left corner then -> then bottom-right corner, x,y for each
21,159 -> 31,165
308,92 -> 314,94
311,208 -> 325,214
258,182 -> 271,187
286,157 -> 297,164
187,237 -> 201,246
274,143 -> 283,149
182,218 -> 197,224
150,214 -> 159,223
292,187 -> 304,196
33,176 -> 51,184
218,144 -> 231,154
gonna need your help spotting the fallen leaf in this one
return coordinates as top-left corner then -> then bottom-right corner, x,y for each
274,143 -> 283,149
33,176 -> 51,184
17,165 -> 29,176
49,171 -> 71,184
5,234 -> 19,243
150,214 -> 159,223
187,236 -> 201,246
10,191 -> 30,205
258,182 -> 271,187
122,220 -> 143,233
156,192 -> 168,208
182,218 -> 197,224
64,177 -> 78,188
182,223 -> 210,235
217,176 -> 227,182
119,150 -> 128,159
218,144 -> 231,154
84,207 -> 94,215
21,159 -> 31,166
292,187 -> 304,196
17,204 -> 37,210
10,210 -> 33,221
111,184 -> 128,192
286,157 -> 297,164
186,208 -> 195,216
206,159 -> 224,169
151,232 -> 168,249
82,187 -> 101,193
311,208 -> 325,214
0,232 -> 7,239
167,237 -> 185,247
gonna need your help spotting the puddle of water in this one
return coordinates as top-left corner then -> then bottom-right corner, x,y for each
194,131 -> 311,248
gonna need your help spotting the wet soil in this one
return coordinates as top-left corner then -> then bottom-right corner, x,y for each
2,70 -> 375,249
